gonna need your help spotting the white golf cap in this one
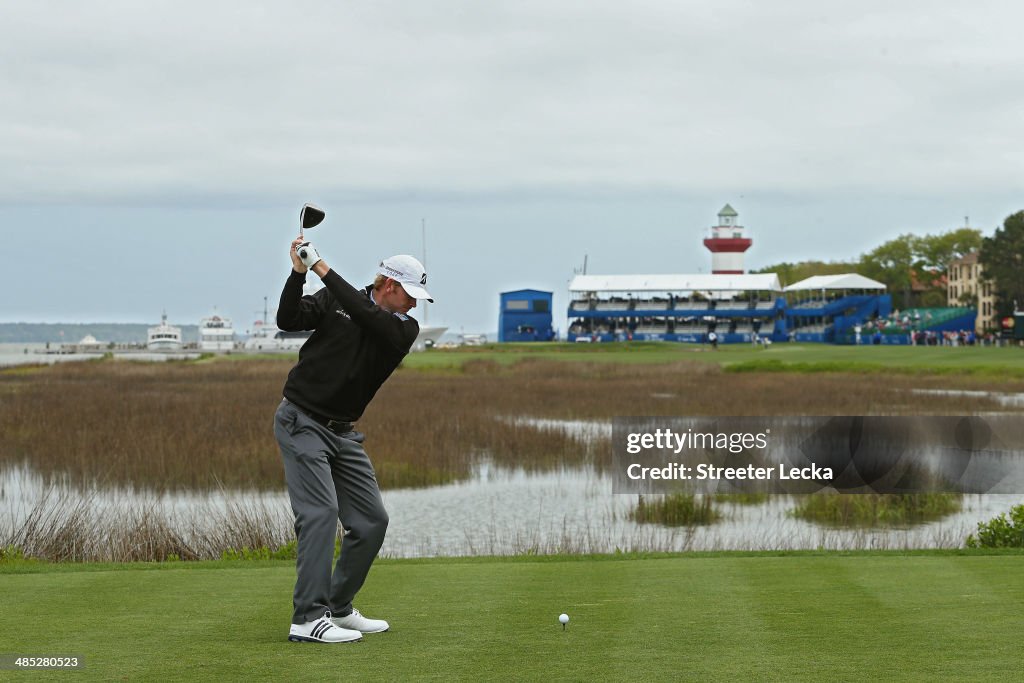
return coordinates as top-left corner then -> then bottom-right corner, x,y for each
377,255 -> 434,302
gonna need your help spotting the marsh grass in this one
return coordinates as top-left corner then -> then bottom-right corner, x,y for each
715,492 -> 770,505
630,493 -> 719,526
791,492 -> 963,527
0,493 -> 981,562
1,486 -> 297,562
725,357 -> 1024,379
0,356 -> 1012,492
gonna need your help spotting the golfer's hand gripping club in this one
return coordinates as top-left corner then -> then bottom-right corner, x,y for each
296,241 -> 323,269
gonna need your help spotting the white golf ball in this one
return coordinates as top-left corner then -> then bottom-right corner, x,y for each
559,613 -> 569,625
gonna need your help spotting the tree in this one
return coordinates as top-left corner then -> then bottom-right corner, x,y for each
915,228 -> 982,288
750,260 -> 857,288
857,228 -> 981,308
858,234 -> 916,308
918,289 -> 948,308
980,210 -> 1024,319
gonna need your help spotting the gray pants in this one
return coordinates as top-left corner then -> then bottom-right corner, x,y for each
274,399 -> 389,624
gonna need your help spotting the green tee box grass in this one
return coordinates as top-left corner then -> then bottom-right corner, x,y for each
2,553 -> 1022,681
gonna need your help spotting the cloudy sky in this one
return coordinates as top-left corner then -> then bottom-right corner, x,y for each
2,1 -> 1022,333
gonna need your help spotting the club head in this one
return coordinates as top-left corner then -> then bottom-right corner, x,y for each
299,203 -> 325,237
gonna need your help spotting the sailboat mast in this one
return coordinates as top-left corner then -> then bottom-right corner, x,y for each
422,218 -> 428,326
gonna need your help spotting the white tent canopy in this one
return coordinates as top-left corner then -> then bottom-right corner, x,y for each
569,273 -> 782,293
783,273 -> 886,292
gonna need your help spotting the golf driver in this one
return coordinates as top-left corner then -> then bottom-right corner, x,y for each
299,203 -> 325,240
298,203 -> 326,263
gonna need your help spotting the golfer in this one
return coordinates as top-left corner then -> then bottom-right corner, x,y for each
274,236 -> 433,643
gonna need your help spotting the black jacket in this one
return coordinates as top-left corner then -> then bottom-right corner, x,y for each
277,269 -> 419,422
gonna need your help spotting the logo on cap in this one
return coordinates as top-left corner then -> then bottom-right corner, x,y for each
376,254 -> 434,302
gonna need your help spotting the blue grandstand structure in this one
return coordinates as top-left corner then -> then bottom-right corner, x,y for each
499,289 -> 555,342
783,274 -> 893,343
567,273 -> 786,343
566,272 -> 910,345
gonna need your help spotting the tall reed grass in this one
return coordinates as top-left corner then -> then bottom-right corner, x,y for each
2,490 -> 977,563
2,487 -> 295,562
630,493 -> 719,526
0,356 -> 1011,492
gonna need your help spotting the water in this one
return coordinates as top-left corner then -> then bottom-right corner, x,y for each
911,388 -> 1024,408
4,410 -> 1024,558
3,460 -> 1021,558
380,463 -> 1021,555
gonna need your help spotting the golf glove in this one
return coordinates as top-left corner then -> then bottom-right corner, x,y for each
296,242 -> 322,269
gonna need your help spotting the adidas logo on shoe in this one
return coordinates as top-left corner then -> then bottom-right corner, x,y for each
288,611 -> 362,643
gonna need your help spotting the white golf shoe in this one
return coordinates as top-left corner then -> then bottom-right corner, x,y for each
288,611 -> 363,643
331,608 -> 390,634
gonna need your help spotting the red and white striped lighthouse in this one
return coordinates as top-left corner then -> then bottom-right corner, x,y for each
702,204 -> 751,274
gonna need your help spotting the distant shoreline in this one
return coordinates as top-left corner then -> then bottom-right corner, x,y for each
0,322 -> 201,345
0,343 -> 207,368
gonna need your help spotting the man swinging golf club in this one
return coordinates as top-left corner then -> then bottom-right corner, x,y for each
274,213 -> 433,643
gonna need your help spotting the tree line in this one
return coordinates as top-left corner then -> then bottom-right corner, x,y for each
754,210 -> 1024,317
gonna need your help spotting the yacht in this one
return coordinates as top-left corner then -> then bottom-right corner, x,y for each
147,312 -> 183,351
413,325 -> 447,351
244,319 -> 277,351
244,319 -> 310,352
198,313 -> 235,352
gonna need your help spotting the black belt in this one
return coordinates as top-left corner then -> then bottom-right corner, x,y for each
310,412 -> 355,434
288,400 -> 354,434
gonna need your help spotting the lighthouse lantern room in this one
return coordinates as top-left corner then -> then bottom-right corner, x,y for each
702,203 -> 752,274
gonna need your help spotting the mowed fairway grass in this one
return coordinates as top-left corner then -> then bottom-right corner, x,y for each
3,552 -> 1022,682
402,341 -> 1024,378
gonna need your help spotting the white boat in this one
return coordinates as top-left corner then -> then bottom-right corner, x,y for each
147,312 -> 182,351
413,325 -> 447,352
273,330 -> 311,350
458,333 -> 487,346
244,320 -> 310,352
59,334 -> 106,353
244,320 -> 277,351
198,313 -> 235,352
245,318 -> 439,353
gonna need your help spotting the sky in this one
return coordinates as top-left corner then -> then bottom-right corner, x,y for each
2,1 -> 1022,334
